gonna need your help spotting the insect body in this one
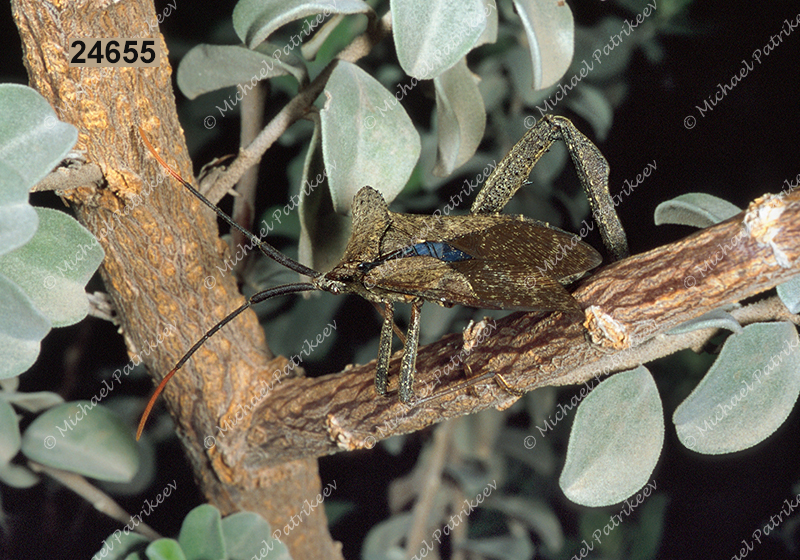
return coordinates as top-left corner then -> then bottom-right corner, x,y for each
314,186 -> 607,402
136,115 -> 627,438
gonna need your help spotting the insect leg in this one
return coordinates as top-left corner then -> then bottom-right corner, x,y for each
470,115 -> 628,260
398,301 -> 423,404
375,301 -> 394,396
370,300 -> 406,344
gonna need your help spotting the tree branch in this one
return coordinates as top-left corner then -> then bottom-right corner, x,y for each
30,161 -> 104,192
243,192 -> 800,467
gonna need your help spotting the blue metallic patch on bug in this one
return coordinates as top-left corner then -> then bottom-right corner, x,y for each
358,241 -> 473,273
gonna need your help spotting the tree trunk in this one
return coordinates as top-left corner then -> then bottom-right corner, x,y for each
12,1 -> 342,558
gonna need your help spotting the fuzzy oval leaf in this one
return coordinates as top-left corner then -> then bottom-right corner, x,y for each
221,512 -> 291,560
560,366 -> 663,507
0,160 -> 38,256
233,0 -> 372,49
432,58 -> 486,177
0,207 -> 104,327
777,276 -> 800,314
0,399 -> 21,463
514,0 -> 574,89
673,322 -> 800,455
654,193 -> 741,228
505,47 -> 550,107
362,513 -> 411,558
177,43 -> 306,99
145,539 -> 187,560
565,84 -> 613,141
0,84 -> 78,188
298,120 -> 349,275
476,0 -> 499,47
21,401 -> 139,482
4,390 -> 64,413
0,462 -> 39,488
0,272 -> 51,378
320,61 -> 420,214
392,0 -> 487,79
178,504 -> 224,560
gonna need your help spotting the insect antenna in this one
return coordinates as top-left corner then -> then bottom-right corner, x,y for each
136,128 -> 322,439
138,127 -> 319,278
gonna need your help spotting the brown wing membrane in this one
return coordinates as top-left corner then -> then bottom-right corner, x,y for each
372,256 -> 582,312
447,218 -> 601,284
452,260 -> 582,311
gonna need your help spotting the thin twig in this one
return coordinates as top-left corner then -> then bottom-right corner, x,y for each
231,80 -> 267,257
30,162 -> 104,193
202,14 -> 392,204
405,418 -> 457,560
28,461 -> 162,541
87,291 -> 118,324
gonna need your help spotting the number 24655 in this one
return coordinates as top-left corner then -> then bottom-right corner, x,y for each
69,39 -> 160,67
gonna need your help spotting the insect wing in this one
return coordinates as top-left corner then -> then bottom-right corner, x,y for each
371,255 -> 582,312
369,216 -> 599,312
447,218 -> 601,284
452,260 -> 582,311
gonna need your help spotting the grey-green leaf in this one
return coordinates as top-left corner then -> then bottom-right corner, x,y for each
673,322 -> 800,454
0,461 -> 39,488
320,61 -> 420,214
177,43 -> 306,100
178,504 -> 225,560
0,398 -> 21,463
565,84 -> 613,141
222,512 -> 291,560
777,276 -> 800,314
145,539 -> 187,560
0,85 -> 77,251
362,513 -> 411,558
0,160 -> 37,256
3,390 -> 64,413
475,0 -> 499,48
21,401 -> 140,482
654,193 -> 741,228
233,0 -> 372,49
0,272 -> 51,378
391,0 -> 488,79
513,0 -> 575,89
560,366 -> 663,507
0,207 -> 104,327
432,58 -> 486,177
298,120 -> 351,274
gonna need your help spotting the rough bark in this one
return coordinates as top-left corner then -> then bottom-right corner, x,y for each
12,1 -> 342,558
